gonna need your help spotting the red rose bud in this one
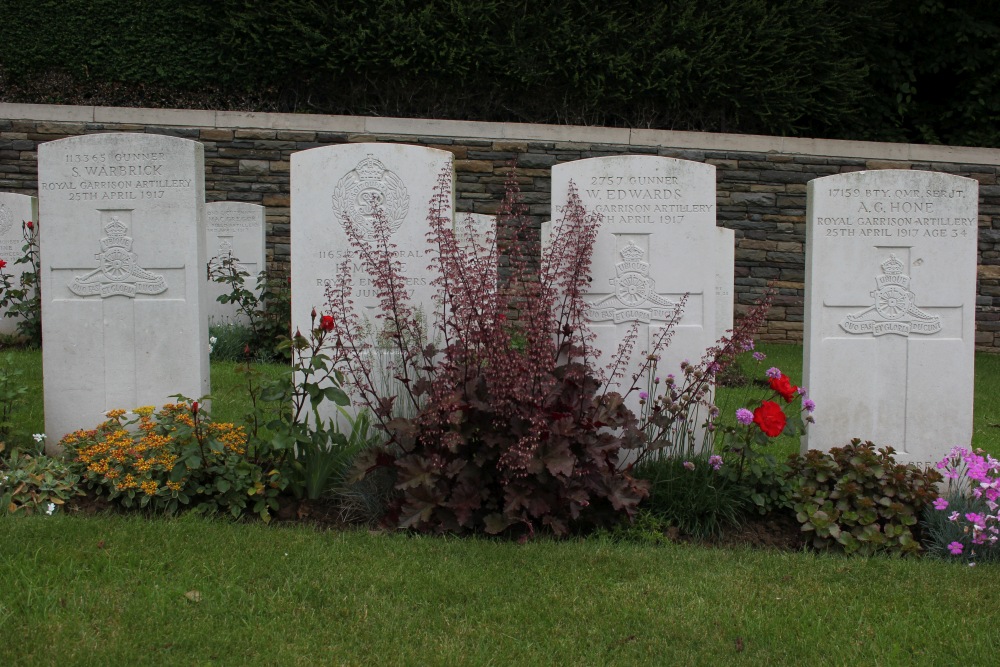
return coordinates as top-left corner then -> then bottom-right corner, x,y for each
191,401 -> 199,415
244,343 -> 251,357
769,374 -> 798,403
320,314 -> 335,332
311,307 -> 317,321
25,221 -> 34,230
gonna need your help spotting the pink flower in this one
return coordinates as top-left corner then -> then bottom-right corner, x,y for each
683,461 -> 695,471
948,541 -> 964,555
948,511 -> 960,522
736,408 -> 754,425
932,497 -> 949,511
765,367 -> 782,379
965,512 -> 986,528
708,455 -> 723,471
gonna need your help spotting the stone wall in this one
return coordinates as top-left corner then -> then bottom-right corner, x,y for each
2,103 -> 999,350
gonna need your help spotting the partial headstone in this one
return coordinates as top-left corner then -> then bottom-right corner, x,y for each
716,226 -> 735,341
0,192 -> 37,337
205,202 -> 266,326
803,170 -> 978,465
38,133 -> 210,450
551,156 -> 718,430
455,212 -> 495,255
291,143 -> 454,419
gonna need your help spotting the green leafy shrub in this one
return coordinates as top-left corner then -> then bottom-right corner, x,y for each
209,322 -> 255,362
208,253 -> 291,362
338,175 -> 648,537
787,440 -> 941,556
62,401 -> 289,521
0,219 -> 42,348
0,443 -> 81,515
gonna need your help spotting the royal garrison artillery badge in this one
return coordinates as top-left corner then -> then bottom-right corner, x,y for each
587,241 -> 677,323
840,254 -> 941,337
68,216 -> 167,298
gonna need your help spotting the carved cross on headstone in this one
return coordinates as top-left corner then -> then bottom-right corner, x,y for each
49,209 -> 186,409
820,245 -> 964,455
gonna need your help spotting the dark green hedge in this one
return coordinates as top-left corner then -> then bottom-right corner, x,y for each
1,0 -> 997,147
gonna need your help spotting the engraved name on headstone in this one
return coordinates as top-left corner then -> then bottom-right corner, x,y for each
38,133 -> 210,450
803,170 -> 978,465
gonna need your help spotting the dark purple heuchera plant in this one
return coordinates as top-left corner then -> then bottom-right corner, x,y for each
326,169 -> 653,537
324,167 -> 768,537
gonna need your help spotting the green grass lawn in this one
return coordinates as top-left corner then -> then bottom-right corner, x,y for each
1,514 -> 998,666
1,344 -> 998,665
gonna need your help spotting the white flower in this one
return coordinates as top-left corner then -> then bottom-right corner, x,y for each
45,502 -> 55,515
32,433 -> 46,443
210,336 -> 218,346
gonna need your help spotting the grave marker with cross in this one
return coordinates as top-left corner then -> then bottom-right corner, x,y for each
38,133 -> 209,451
552,156 -> 718,450
803,170 -> 978,466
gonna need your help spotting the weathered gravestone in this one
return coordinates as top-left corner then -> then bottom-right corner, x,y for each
205,202 -> 266,326
803,170 -> 978,465
716,226 -> 735,341
38,133 -> 210,450
0,192 -> 37,337
291,143 -> 454,419
551,156 -> 718,435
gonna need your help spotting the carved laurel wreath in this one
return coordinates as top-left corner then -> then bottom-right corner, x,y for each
331,166 -> 410,239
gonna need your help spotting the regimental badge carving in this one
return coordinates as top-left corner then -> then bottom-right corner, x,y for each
0,202 -> 12,237
587,242 -> 677,323
331,154 -> 410,239
840,254 -> 941,337
68,216 -> 167,298
207,238 -> 248,275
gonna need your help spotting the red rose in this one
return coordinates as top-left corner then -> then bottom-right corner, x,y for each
191,401 -> 200,415
25,221 -> 34,230
769,373 -> 798,403
320,314 -> 335,332
753,400 -> 787,437
0,259 -> 6,269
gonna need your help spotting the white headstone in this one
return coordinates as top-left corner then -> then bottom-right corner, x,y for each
456,212 -> 495,255
291,143 -> 454,418
716,226 -> 735,341
551,156 -> 718,433
0,192 -> 37,337
38,133 -> 210,449
205,202 -> 266,326
803,170 -> 978,465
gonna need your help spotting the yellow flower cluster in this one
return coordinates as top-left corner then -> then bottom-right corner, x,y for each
60,401 -> 250,511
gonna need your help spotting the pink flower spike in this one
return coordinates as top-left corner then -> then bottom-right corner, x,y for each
932,497 -> 949,511
948,541 -> 964,555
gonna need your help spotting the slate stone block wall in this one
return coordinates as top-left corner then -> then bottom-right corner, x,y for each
2,104 -> 999,350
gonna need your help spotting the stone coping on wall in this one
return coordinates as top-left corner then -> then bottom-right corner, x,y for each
3,102 -> 1000,166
